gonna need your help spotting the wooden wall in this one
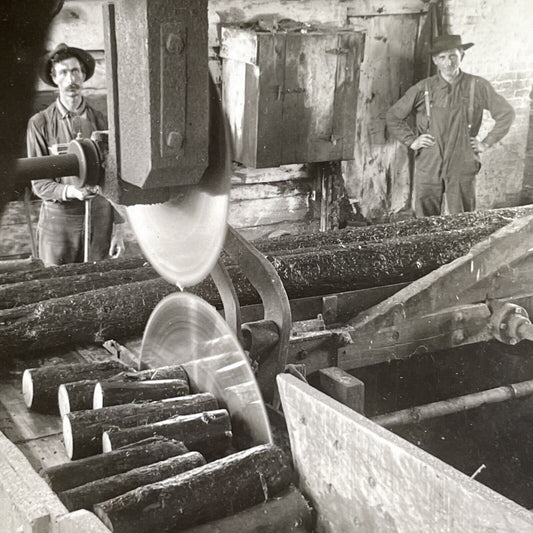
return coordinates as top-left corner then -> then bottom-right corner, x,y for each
8,0 -> 527,257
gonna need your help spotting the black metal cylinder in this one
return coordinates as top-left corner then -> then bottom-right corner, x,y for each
14,153 -> 80,184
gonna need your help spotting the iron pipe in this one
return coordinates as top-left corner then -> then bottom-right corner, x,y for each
14,153 -> 80,184
372,378 -> 533,428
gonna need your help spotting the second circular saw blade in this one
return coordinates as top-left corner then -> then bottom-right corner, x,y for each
140,292 -> 273,449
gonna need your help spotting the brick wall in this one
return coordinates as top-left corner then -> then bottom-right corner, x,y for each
443,0 -> 533,208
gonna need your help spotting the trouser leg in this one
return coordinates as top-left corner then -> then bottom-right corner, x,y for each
414,181 -> 444,217
89,196 -> 114,260
444,174 -> 476,214
37,204 -> 83,266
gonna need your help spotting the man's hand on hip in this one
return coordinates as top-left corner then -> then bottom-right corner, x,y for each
470,138 -> 489,154
410,134 -> 435,150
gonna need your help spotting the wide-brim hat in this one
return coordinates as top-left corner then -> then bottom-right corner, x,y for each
429,34 -> 474,55
39,43 -> 95,87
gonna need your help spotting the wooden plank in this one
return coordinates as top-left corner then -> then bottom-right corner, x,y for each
317,367 -> 365,413
0,224 -> 34,256
231,178 -> 314,201
277,374 -> 533,532
344,14 -> 417,219
282,33 -> 340,164
347,0 -> 429,17
220,27 -> 258,65
339,303 -> 493,370
232,164 -> 308,184
236,220 -> 320,241
228,195 -> 311,228
0,431 -> 68,526
57,510 -> 111,533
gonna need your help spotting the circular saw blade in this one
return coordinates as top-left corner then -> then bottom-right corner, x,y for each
141,292 -> 273,448
126,189 -> 228,288
126,75 -> 231,288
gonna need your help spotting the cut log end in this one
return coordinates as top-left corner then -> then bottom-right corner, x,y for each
93,382 -> 103,409
58,384 -> 70,417
63,414 -> 74,460
22,369 -> 33,408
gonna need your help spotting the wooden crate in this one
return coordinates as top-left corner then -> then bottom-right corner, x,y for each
220,27 -> 364,168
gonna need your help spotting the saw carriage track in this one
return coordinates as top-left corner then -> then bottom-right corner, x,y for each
1,206 -> 531,357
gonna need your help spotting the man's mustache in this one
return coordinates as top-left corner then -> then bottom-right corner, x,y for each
66,84 -> 80,90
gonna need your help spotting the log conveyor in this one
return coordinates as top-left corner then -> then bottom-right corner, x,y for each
3,0 -> 533,531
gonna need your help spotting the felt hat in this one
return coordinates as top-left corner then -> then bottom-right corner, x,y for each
40,43 -> 95,87
429,34 -> 474,55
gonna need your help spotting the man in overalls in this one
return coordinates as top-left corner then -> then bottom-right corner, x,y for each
386,34 -> 515,217
27,43 -> 124,265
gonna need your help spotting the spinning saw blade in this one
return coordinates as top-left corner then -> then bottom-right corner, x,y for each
141,292 -> 273,448
126,76 -> 231,288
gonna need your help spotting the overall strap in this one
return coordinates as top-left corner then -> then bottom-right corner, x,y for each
467,76 -> 476,131
424,80 -> 431,120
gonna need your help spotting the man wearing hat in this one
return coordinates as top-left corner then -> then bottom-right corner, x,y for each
386,34 -> 515,217
26,43 -> 124,266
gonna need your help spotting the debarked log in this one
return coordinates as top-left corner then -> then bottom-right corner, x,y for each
59,452 -> 206,512
22,359 -> 129,414
102,409 -> 232,458
58,365 -> 189,416
93,379 -> 190,408
1,220 -> 514,357
42,436 -> 188,493
93,443 -> 293,533
63,393 -> 218,460
183,485 -> 314,533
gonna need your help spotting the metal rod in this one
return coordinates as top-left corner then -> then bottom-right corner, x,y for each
372,378 -> 533,428
84,199 -> 92,262
23,187 -> 38,258
14,154 -> 80,184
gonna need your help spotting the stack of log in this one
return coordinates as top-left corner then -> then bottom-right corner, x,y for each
4,206 -> 532,358
23,359 -> 314,532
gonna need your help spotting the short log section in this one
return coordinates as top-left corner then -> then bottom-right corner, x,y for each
93,379 -> 189,408
63,393 -> 218,459
22,360 -> 129,413
42,437 -> 188,493
93,443 -> 293,533
102,409 -> 232,458
58,452 -> 205,511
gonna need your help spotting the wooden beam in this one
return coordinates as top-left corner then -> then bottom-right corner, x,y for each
341,215 -> 533,369
277,374 -> 533,532
347,0 -> 429,17
317,367 -> 365,413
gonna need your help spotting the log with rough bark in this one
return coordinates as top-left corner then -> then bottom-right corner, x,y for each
2,278 -> 176,357
58,451 -> 205,512
58,365 -> 189,416
184,485 -> 313,533
93,443 -> 293,533
93,379 -> 190,408
22,360 -> 129,414
102,409 -> 232,458
5,206 -> 532,358
63,392 -> 218,459
0,256 -> 149,286
0,266 -> 159,309
42,437 -> 188,493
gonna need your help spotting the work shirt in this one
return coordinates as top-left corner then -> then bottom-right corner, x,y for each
27,98 -> 107,212
26,98 -> 117,265
386,70 -> 515,151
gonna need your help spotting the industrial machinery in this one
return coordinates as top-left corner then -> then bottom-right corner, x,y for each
5,0 -> 533,531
